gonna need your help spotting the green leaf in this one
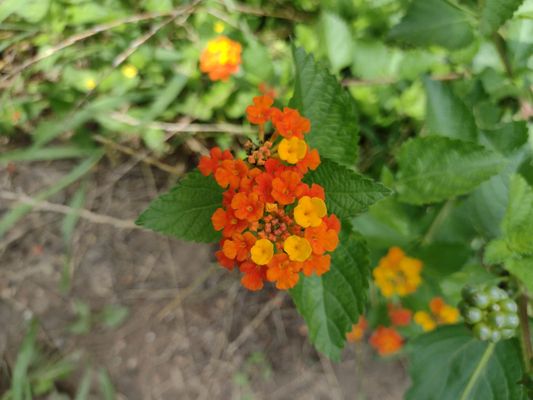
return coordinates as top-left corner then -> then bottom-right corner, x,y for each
290,228 -> 370,360
502,174 -> 533,255
242,40 -> 274,84
407,325 -> 526,400
424,78 -> 478,142
396,136 -> 504,205
304,158 -> 391,220
12,320 -> 38,400
320,12 -> 353,73
480,0 -> 524,35
290,47 -> 359,167
136,170 -> 223,243
14,0 -> 50,22
506,256 -> 533,294
481,121 -> 529,155
389,0 -> 474,49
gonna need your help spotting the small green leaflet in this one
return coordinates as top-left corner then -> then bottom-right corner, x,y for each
480,0 -> 525,35
290,228 -> 369,361
501,174 -> 533,255
406,325 -> 526,400
136,170 -> 223,243
388,0 -> 474,50
396,136 -> 504,205
290,47 -> 359,167
424,77 -> 478,142
304,158 -> 391,220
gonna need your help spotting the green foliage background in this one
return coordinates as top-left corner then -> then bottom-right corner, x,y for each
1,0 -> 532,398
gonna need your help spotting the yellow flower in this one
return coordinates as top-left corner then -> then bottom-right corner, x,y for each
84,78 -> 96,90
121,64 -> 138,79
294,196 -> 327,228
250,239 -> 274,265
414,311 -> 437,332
283,235 -> 312,262
214,21 -> 225,33
438,305 -> 460,324
278,137 -> 307,164
372,247 -> 423,298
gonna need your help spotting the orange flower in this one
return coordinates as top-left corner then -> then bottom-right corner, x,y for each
271,170 -> 303,205
231,192 -> 264,222
388,304 -> 412,327
305,224 -> 338,255
302,254 -> 331,276
240,261 -> 266,291
297,148 -> 321,173
200,36 -> 242,81
373,247 -> 423,298
246,95 -> 274,125
222,233 -> 256,261
271,107 -> 311,139
266,253 -> 301,289
214,159 -> 248,189
211,207 -> 247,237
215,249 -> 235,271
324,214 -> 341,233
369,326 -> 403,356
347,316 -> 368,342
198,147 -> 233,176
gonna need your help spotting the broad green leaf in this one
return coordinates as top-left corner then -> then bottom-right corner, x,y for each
351,40 -> 402,80
136,170 -> 223,243
320,12 -> 353,73
424,78 -> 478,142
290,228 -> 370,360
407,325 -> 526,400
304,158 -> 391,220
290,47 -> 359,167
388,0 -> 474,49
396,137 -> 504,205
480,0 -> 525,35
481,121 -> 529,156
502,174 -> 533,254
506,256 -> 533,294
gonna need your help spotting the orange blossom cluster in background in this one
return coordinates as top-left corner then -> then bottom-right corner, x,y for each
198,95 -> 340,291
199,35 -> 242,81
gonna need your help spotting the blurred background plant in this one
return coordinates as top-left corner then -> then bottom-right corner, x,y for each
1,0 -> 532,398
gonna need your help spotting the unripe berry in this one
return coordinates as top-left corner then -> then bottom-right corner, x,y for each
488,312 -> 506,329
470,292 -> 490,309
490,330 -> 502,342
473,323 -> 492,341
486,286 -> 507,303
503,313 -> 519,329
500,329 -> 516,339
499,299 -> 518,313
463,307 -> 483,325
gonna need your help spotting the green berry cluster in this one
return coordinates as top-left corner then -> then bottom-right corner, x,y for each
459,285 -> 519,342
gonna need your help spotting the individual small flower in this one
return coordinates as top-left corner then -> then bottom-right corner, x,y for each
372,247 -> 422,298
214,21 -> 225,33
222,233 -> 256,262
302,254 -> 330,276
278,137 -> 307,164
246,95 -> 274,125
283,235 -> 312,262
305,224 -> 338,255
271,170 -> 303,205
414,311 -> 437,332
347,316 -> 368,342
214,159 -> 248,189
250,239 -> 274,265
231,192 -> 264,222
388,304 -> 412,327
266,253 -> 300,289
84,78 -> 96,90
121,64 -> 138,79
271,107 -> 311,139
240,261 -> 266,291
294,196 -> 327,228
369,326 -> 403,356
429,297 -> 460,324
200,36 -> 242,81
199,147 -> 233,176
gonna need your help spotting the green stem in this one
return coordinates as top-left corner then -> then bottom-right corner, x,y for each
518,294 -> 533,373
421,199 -> 454,246
460,342 -> 496,400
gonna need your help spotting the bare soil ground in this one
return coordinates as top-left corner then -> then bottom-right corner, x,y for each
0,159 -> 409,400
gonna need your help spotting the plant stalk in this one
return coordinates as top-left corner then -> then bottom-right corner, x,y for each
518,294 -> 533,373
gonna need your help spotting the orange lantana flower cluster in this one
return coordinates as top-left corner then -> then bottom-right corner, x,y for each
199,95 -> 340,291
369,326 -> 404,356
199,36 -> 242,81
414,297 -> 460,332
373,247 -> 423,298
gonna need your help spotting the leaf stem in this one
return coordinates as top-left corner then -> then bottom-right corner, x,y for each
459,342 -> 496,400
518,294 -> 533,373
421,199 -> 455,246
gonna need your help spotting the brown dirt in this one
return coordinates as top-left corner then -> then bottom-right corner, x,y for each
0,159 -> 409,399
